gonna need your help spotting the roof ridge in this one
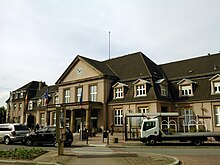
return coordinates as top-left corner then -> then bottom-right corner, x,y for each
160,52 -> 220,66
102,51 -> 142,62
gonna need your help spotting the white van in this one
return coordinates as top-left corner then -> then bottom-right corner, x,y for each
0,123 -> 30,145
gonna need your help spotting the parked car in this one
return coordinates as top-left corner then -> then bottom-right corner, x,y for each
0,123 -> 30,145
23,126 -> 73,146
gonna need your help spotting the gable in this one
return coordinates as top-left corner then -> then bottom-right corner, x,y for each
177,78 -> 196,85
61,60 -> 102,83
209,74 -> 220,81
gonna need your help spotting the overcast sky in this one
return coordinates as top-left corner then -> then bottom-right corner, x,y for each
1,0 -> 220,106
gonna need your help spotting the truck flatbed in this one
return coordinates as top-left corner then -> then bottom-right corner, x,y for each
162,131 -> 220,139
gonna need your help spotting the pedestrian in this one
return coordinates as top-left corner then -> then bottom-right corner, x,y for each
34,123 -> 40,131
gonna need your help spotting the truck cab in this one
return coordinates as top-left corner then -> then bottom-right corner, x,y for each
140,118 -> 160,144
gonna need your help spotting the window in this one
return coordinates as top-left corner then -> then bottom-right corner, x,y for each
181,85 -> 193,96
138,107 -> 149,113
13,104 -> 17,111
19,103 -> 22,111
54,96 -> 59,104
53,112 -> 56,126
181,108 -> 194,126
214,82 -> 220,94
40,113 -> 45,126
143,121 -> 156,131
161,84 -> 168,96
28,101 -> 33,110
136,84 -> 146,97
114,109 -> 123,126
210,75 -> 220,94
89,85 -> 97,102
64,89 -> 70,103
20,92 -> 23,98
113,82 -> 128,99
177,79 -> 195,97
37,99 -> 41,106
215,106 -> 220,126
76,87 -> 83,102
156,79 -> 168,97
115,87 -> 123,99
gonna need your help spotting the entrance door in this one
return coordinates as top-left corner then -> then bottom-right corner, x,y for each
75,118 -> 81,133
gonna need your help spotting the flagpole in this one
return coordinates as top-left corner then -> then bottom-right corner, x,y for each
109,31 -> 111,60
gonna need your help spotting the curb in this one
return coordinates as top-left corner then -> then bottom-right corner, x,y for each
167,155 -> 180,165
0,159 -> 60,165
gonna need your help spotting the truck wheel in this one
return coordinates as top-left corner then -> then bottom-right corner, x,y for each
148,137 -> 157,145
192,139 -> 203,146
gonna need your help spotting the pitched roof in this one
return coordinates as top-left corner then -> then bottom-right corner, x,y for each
56,52 -> 165,84
14,81 -> 40,92
160,52 -> 220,80
31,85 -> 58,100
103,52 -> 164,81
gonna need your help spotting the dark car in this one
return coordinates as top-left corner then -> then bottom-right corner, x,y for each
23,126 -> 73,147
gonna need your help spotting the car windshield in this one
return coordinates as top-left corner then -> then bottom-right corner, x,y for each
14,125 -> 29,131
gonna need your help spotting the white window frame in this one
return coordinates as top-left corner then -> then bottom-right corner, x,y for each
14,104 -> 17,111
114,109 -> 123,126
54,96 -> 59,104
53,112 -> 56,126
28,101 -> 33,110
112,82 -> 128,99
89,85 -> 97,102
40,113 -> 45,126
19,103 -> 22,111
138,107 -> 149,113
20,92 -> 23,98
64,89 -> 70,103
161,84 -> 168,96
76,87 -> 83,102
135,84 -> 146,97
180,85 -> 193,96
115,87 -> 123,99
215,106 -> 220,126
181,108 -> 194,126
213,82 -> 220,94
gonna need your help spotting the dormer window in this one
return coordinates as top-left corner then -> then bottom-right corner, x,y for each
156,79 -> 168,97
20,92 -> 23,98
214,82 -> 220,93
136,84 -> 146,96
177,79 -> 195,97
210,74 -> 220,94
181,85 -> 192,96
112,82 -> 128,99
133,79 -> 150,97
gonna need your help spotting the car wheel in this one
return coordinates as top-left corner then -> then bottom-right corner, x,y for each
192,139 -> 203,146
4,137 -> 11,145
54,141 -> 59,147
26,138 -> 33,146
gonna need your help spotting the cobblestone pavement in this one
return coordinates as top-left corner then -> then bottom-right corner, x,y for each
32,148 -> 177,165
173,155 -> 220,165
0,133 -> 180,165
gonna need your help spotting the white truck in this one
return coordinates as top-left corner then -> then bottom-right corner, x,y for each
140,117 -> 220,146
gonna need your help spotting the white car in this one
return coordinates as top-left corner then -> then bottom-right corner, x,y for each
0,123 -> 30,145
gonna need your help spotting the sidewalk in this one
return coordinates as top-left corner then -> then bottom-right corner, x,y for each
0,133 -> 180,165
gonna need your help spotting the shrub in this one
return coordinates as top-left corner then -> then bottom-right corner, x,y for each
0,148 -> 47,160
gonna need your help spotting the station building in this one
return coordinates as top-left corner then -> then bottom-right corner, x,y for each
6,52 -> 220,135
